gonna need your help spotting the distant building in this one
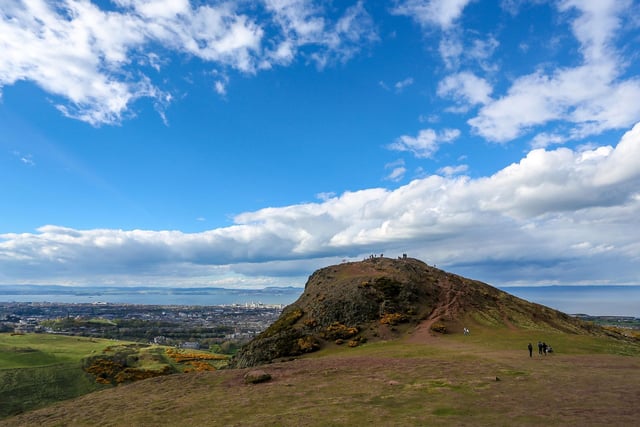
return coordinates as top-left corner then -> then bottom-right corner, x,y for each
14,321 -> 41,334
153,336 -> 168,345
181,342 -> 201,350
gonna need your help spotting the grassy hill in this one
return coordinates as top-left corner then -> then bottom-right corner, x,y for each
231,257 -> 627,368
2,257 -> 638,426
0,334 -> 120,417
0,334 -> 228,418
3,329 -> 639,426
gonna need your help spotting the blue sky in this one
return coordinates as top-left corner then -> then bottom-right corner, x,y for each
1,0 -> 639,290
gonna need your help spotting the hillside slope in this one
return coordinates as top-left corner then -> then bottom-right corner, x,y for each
5,331 -> 640,427
231,257 -> 623,368
3,257 -> 639,426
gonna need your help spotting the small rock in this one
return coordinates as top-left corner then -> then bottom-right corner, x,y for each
244,370 -> 272,384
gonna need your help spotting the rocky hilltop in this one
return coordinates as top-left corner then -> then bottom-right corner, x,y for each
231,257 -> 616,368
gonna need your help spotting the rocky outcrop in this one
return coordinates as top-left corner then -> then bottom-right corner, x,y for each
230,257 -> 615,368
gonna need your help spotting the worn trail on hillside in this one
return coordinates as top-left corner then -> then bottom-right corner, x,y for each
409,273 -> 465,343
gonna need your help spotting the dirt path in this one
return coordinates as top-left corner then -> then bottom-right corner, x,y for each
408,275 -> 465,343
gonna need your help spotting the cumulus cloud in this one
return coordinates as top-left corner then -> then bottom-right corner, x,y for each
468,0 -> 640,142
0,0 -> 376,125
0,0 -> 261,125
2,122 -> 639,287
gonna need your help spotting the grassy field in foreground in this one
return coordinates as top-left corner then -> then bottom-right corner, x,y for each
3,327 -> 639,426
0,334 -> 123,417
0,334 -> 229,418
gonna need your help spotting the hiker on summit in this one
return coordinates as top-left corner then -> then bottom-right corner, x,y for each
528,342 -> 533,357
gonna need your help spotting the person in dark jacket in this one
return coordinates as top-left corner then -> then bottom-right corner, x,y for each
528,342 -> 533,357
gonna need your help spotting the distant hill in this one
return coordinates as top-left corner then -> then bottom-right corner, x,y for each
231,257 -> 624,368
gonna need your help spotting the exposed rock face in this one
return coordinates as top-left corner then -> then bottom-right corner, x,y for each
230,257 -> 608,368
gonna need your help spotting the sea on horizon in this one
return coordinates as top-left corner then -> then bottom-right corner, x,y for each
500,285 -> 640,318
0,285 -> 637,318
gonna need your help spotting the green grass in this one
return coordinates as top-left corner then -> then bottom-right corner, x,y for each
2,329 -> 639,427
0,334 -> 125,418
0,334 -> 155,418
0,333 -> 234,419
450,320 -> 640,357
0,334 -> 122,368
0,346 -> 60,368
0,362 -> 102,417
432,407 -> 472,416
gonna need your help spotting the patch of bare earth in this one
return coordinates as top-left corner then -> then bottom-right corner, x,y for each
408,275 -> 465,344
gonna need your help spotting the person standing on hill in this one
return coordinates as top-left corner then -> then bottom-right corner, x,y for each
528,342 -> 533,357
538,341 -> 543,355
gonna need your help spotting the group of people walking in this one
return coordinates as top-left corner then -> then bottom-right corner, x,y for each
527,341 -> 553,357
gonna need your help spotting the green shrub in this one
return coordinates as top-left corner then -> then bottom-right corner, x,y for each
323,322 -> 359,340
430,323 -> 447,334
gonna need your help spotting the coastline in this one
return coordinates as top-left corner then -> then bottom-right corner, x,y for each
0,284 -> 637,317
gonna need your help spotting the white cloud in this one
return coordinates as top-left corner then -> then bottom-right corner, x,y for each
379,77 -> 415,93
468,36 -> 499,72
469,36 -> 499,61
316,192 -> 336,202
214,80 -> 227,96
384,159 -> 407,182
385,167 -> 407,182
213,71 -> 231,97
438,34 -> 464,70
530,133 -> 568,149
0,0 -> 376,125
3,122 -> 638,287
0,0 -> 261,125
388,128 -> 461,158
468,1 -> 640,142
12,150 -> 35,166
557,0 -> 629,64
437,71 -> 492,112
469,63 -> 640,142
391,0 -> 474,30
437,164 -> 468,176
264,0 -> 377,69
20,155 -> 35,166
437,33 -> 499,72
394,77 -> 414,92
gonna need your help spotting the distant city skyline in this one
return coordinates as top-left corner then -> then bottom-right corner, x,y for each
1,1 -> 639,291
1,284 -> 638,317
